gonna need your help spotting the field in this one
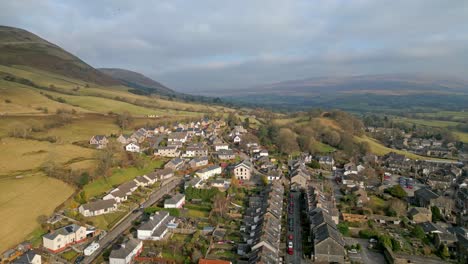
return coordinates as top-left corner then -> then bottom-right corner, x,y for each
393,117 -> 461,128
0,137 -> 95,176
0,173 -> 74,252
83,159 -> 165,198
354,136 -> 434,160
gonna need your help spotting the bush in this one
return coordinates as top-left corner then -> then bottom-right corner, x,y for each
359,229 -> 378,239
385,185 -> 407,199
337,222 -> 350,236
4,99 -> 11,103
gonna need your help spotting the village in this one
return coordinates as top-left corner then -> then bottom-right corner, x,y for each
2,115 -> 468,264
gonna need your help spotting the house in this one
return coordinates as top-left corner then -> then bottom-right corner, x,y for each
103,189 -> 128,203
185,177 -> 204,189
117,181 -> 139,195
211,178 -> 230,189
311,212 -> 345,263
290,170 -> 309,189
43,224 -> 86,253
418,221 -> 445,234
434,232 -> 458,253
109,238 -> 143,264
408,207 -> 432,223
131,128 -> 150,143
217,149 -> 236,160
189,156 -> 209,168
184,146 -> 208,157
168,132 -> 188,143
134,175 -> 155,187
258,150 -> 269,157
196,165 -> 222,180
125,143 -> 141,153
233,160 -> 252,180
137,211 -> 176,240
164,158 -> 185,171
214,143 -> 229,151
117,134 -> 136,145
155,146 -> 181,157
318,156 -> 335,167
12,251 -> 41,264
414,188 -> 455,216
79,199 -> 118,217
154,168 -> 174,180
89,135 -> 108,149
164,193 -> 185,208
232,135 -> 241,144
266,169 -> 282,181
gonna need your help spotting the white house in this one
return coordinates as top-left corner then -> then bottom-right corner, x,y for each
214,143 -> 229,151
233,135 -> 242,144
137,211 -> 177,241
79,199 -> 118,217
103,189 -> 128,203
109,238 -> 143,264
43,224 -> 87,253
155,146 -> 181,157
164,193 -> 185,208
233,160 -> 252,180
134,175 -> 155,187
196,165 -> 222,180
125,143 -> 141,153
259,150 -> 269,157
185,177 -> 204,189
14,251 -> 41,264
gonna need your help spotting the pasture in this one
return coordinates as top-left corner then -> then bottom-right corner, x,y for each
0,173 -> 74,253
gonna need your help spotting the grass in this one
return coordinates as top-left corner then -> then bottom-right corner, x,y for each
83,159 -> 165,198
87,210 -> 128,230
393,117 -> 461,128
354,135 -> 441,160
314,141 -> 335,153
0,173 -> 74,253
0,137 -> 95,176
61,250 -> 79,261
454,131 -> 468,143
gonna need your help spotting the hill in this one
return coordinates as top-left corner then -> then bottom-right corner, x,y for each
99,68 -> 175,95
0,25 -> 119,86
221,74 -> 468,113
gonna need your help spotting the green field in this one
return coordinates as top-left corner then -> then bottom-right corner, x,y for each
83,159 -> 165,198
0,173 -> 74,253
355,136 -> 437,160
394,117 -> 461,128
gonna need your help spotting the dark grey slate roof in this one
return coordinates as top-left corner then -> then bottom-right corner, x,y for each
81,199 -> 116,212
109,238 -> 141,260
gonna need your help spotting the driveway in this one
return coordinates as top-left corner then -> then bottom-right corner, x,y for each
344,237 -> 385,264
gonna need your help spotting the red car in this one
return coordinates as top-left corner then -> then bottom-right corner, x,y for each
288,234 -> 293,240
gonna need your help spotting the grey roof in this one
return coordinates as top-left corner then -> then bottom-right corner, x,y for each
109,238 -> 141,260
164,193 -> 185,205
197,165 -> 221,173
418,221 -> 443,233
43,224 -> 83,240
135,175 -> 150,184
415,188 -> 439,201
314,222 -> 345,246
12,251 -> 39,264
118,181 -> 138,193
81,199 -> 116,212
139,211 -> 169,231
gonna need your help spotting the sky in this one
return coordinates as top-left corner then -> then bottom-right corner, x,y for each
1,0 -> 467,93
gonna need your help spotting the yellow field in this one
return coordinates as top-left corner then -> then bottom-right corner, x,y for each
0,173 -> 74,252
0,137 -> 95,176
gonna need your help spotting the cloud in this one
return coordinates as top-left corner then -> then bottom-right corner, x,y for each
1,0 -> 467,92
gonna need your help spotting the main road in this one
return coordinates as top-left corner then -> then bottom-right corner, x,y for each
83,177 -> 182,264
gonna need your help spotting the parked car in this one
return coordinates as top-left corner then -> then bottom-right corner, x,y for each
348,249 -> 358,254
288,234 -> 293,240
75,255 -> 85,264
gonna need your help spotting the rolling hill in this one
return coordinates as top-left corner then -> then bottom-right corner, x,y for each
0,26 -> 119,86
221,74 -> 468,112
99,68 -> 175,95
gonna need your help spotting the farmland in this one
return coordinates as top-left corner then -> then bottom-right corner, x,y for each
0,173 -> 74,252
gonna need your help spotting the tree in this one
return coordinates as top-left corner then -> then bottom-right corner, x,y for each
388,198 -> 407,217
243,117 -> 250,129
211,192 -> 228,219
385,185 -> 407,199
337,222 -> 349,236
276,128 -> 299,154
77,172 -> 90,187
95,140 -> 121,177
116,111 -> 134,130
431,206 -> 443,222
411,225 -> 426,240
438,244 -> 450,259
307,160 -> 321,169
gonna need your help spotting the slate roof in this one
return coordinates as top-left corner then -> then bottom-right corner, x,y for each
415,188 -> 439,201
139,211 -> 170,231
165,193 -> 185,205
43,224 -> 83,240
81,199 -> 116,212
109,238 -> 141,259
314,222 -> 345,246
12,251 -> 39,264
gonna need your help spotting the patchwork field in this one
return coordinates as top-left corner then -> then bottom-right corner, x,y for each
0,173 -> 74,252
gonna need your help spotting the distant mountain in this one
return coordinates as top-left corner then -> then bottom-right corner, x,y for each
222,74 -> 468,112
0,25 -> 119,86
99,68 -> 175,95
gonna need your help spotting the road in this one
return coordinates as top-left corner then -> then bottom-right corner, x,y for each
285,191 -> 303,264
83,177 -> 182,264
344,237 -> 386,264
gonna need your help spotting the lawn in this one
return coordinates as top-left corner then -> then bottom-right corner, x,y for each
454,131 -> 468,143
314,141 -> 335,153
369,195 -> 387,213
83,158 -> 165,198
61,250 -> 79,261
88,210 -> 128,230
0,137 -> 95,176
0,173 -> 74,253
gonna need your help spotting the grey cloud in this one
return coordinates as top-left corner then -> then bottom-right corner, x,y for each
0,0 -> 467,92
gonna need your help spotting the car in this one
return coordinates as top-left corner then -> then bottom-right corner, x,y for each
290,193 -> 293,198
348,249 -> 358,254
289,224 -> 293,231
369,238 -> 377,243
287,248 -> 293,255
288,234 -> 293,240
288,241 -> 293,248
75,255 -> 85,264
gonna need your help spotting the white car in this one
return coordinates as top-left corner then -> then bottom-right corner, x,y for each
287,241 -> 293,249
348,249 -> 358,254
369,238 -> 377,243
